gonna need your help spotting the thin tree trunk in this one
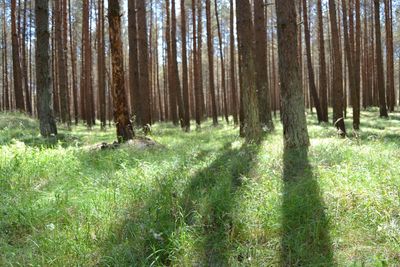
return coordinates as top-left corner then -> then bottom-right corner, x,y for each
317,0 -> 328,122
215,0 -> 229,124
181,0 -> 190,131
205,0 -> 218,125
329,0 -> 346,136
11,0 -> 25,112
374,0 -> 388,117
302,0 -> 323,123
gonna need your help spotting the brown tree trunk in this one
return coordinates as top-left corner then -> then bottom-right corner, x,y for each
11,0 -> 25,112
35,0 -> 57,136
165,0 -> 178,125
341,0 -> 358,129
2,0 -> 9,111
137,0 -> 151,128
354,0 -> 361,129
302,0 -> 323,123
254,0 -> 273,130
215,0 -> 229,124
171,0 -> 185,128
328,0 -> 346,136
374,0 -> 388,117
98,0 -> 106,129
68,0 -> 78,124
108,0 -> 134,142
55,0 -> 69,124
229,0 -> 238,125
206,0 -> 218,125
317,0 -> 328,122
276,0 -> 310,148
236,0 -> 261,142
384,0 -> 395,111
191,0 -> 202,127
128,0 -> 141,124
21,1 -> 32,115
181,0 -> 190,131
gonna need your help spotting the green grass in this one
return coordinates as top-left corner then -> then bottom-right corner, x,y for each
1,109 -> 400,266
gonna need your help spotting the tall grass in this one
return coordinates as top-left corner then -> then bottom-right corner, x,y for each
1,110 -> 399,266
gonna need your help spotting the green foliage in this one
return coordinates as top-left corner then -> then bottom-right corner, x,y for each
1,110 -> 400,266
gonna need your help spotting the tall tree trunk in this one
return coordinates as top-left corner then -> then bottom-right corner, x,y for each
128,0 -> 141,124
276,0 -> 310,148
11,0 -> 25,112
137,0 -> 151,128
354,0 -> 361,129
55,0 -> 69,124
215,0 -> 229,124
328,0 -> 346,136
254,0 -> 273,130
171,0 -> 184,128
2,0 -> 9,111
192,0 -> 201,127
21,1 -> 32,115
98,0 -> 106,129
181,0 -> 190,131
35,0 -> 57,136
384,0 -> 394,111
317,0 -> 328,122
341,0 -> 358,129
165,0 -> 178,125
236,0 -> 261,142
68,0 -> 78,124
302,0 -> 323,123
108,0 -> 134,142
229,0 -> 238,125
206,0 -> 218,125
374,0 -> 388,117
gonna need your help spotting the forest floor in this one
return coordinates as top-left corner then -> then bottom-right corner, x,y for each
1,109 -> 400,266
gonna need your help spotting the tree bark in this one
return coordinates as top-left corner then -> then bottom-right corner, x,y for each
276,0 -> 310,148
236,0 -> 261,142
11,0 -> 25,112
254,0 -> 273,130
328,0 -> 346,136
108,0 -> 134,142
181,0 -> 190,131
302,0 -> 323,123
374,0 -> 388,117
206,0 -> 218,125
35,0 -> 57,137
137,0 -> 152,128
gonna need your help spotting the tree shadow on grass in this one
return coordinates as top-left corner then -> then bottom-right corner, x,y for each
99,142 -> 260,266
281,147 -> 334,266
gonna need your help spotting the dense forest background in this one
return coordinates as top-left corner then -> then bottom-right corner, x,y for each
1,0 -> 400,137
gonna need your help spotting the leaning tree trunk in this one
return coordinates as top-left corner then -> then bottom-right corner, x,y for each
276,0 -> 310,148
108,0 -> 134,142
35,0 -> 57,137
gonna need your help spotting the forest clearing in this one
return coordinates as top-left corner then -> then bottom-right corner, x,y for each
1,0 -> 400,265
1,111 -> 400,266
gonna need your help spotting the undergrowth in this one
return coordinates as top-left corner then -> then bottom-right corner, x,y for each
1,109 -> 399,266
